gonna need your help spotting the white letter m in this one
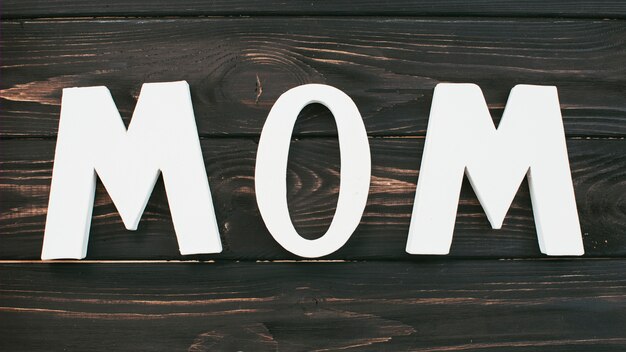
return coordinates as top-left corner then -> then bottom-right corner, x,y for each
407,84 -> 584,256
42,81 -> 222,259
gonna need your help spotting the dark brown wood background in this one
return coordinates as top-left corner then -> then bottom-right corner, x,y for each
1,1 -> 625,351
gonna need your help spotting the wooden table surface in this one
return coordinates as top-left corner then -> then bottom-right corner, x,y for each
1,1 -> 625,351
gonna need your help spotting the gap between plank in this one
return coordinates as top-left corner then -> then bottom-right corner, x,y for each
3,14 -> 626,21
0,258 -> 621,264
0,135 -> 624,141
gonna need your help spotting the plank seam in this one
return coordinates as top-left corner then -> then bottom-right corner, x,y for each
0,135 -> 624,141
1,257 -> 625,264
3,14 -> 626,21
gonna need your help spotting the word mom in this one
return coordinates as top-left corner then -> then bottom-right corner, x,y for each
41,81 -> 584,260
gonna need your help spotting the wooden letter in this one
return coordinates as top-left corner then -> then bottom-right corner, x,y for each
255,84 -> 371,258
42,81 -> 222,259
406,84 -> 584,256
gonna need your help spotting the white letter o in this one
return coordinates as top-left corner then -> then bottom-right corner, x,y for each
255,84 -> 371,258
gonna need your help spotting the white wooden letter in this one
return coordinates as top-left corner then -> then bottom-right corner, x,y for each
42,81 -> 222,260
255,84 -> 371,258
407,84 -> 584,256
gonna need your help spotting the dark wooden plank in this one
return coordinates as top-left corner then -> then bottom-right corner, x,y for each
2,18 -> 626,138
1,138 -> 624,260
3,0 -> 626,18
1,260 -> 625,351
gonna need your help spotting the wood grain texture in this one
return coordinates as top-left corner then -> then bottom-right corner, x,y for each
2,0 -> 626,18
1,260 -> 625,351
1,3 -> 625,350
2,18 -> 626,138
1,138 -> 624,260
